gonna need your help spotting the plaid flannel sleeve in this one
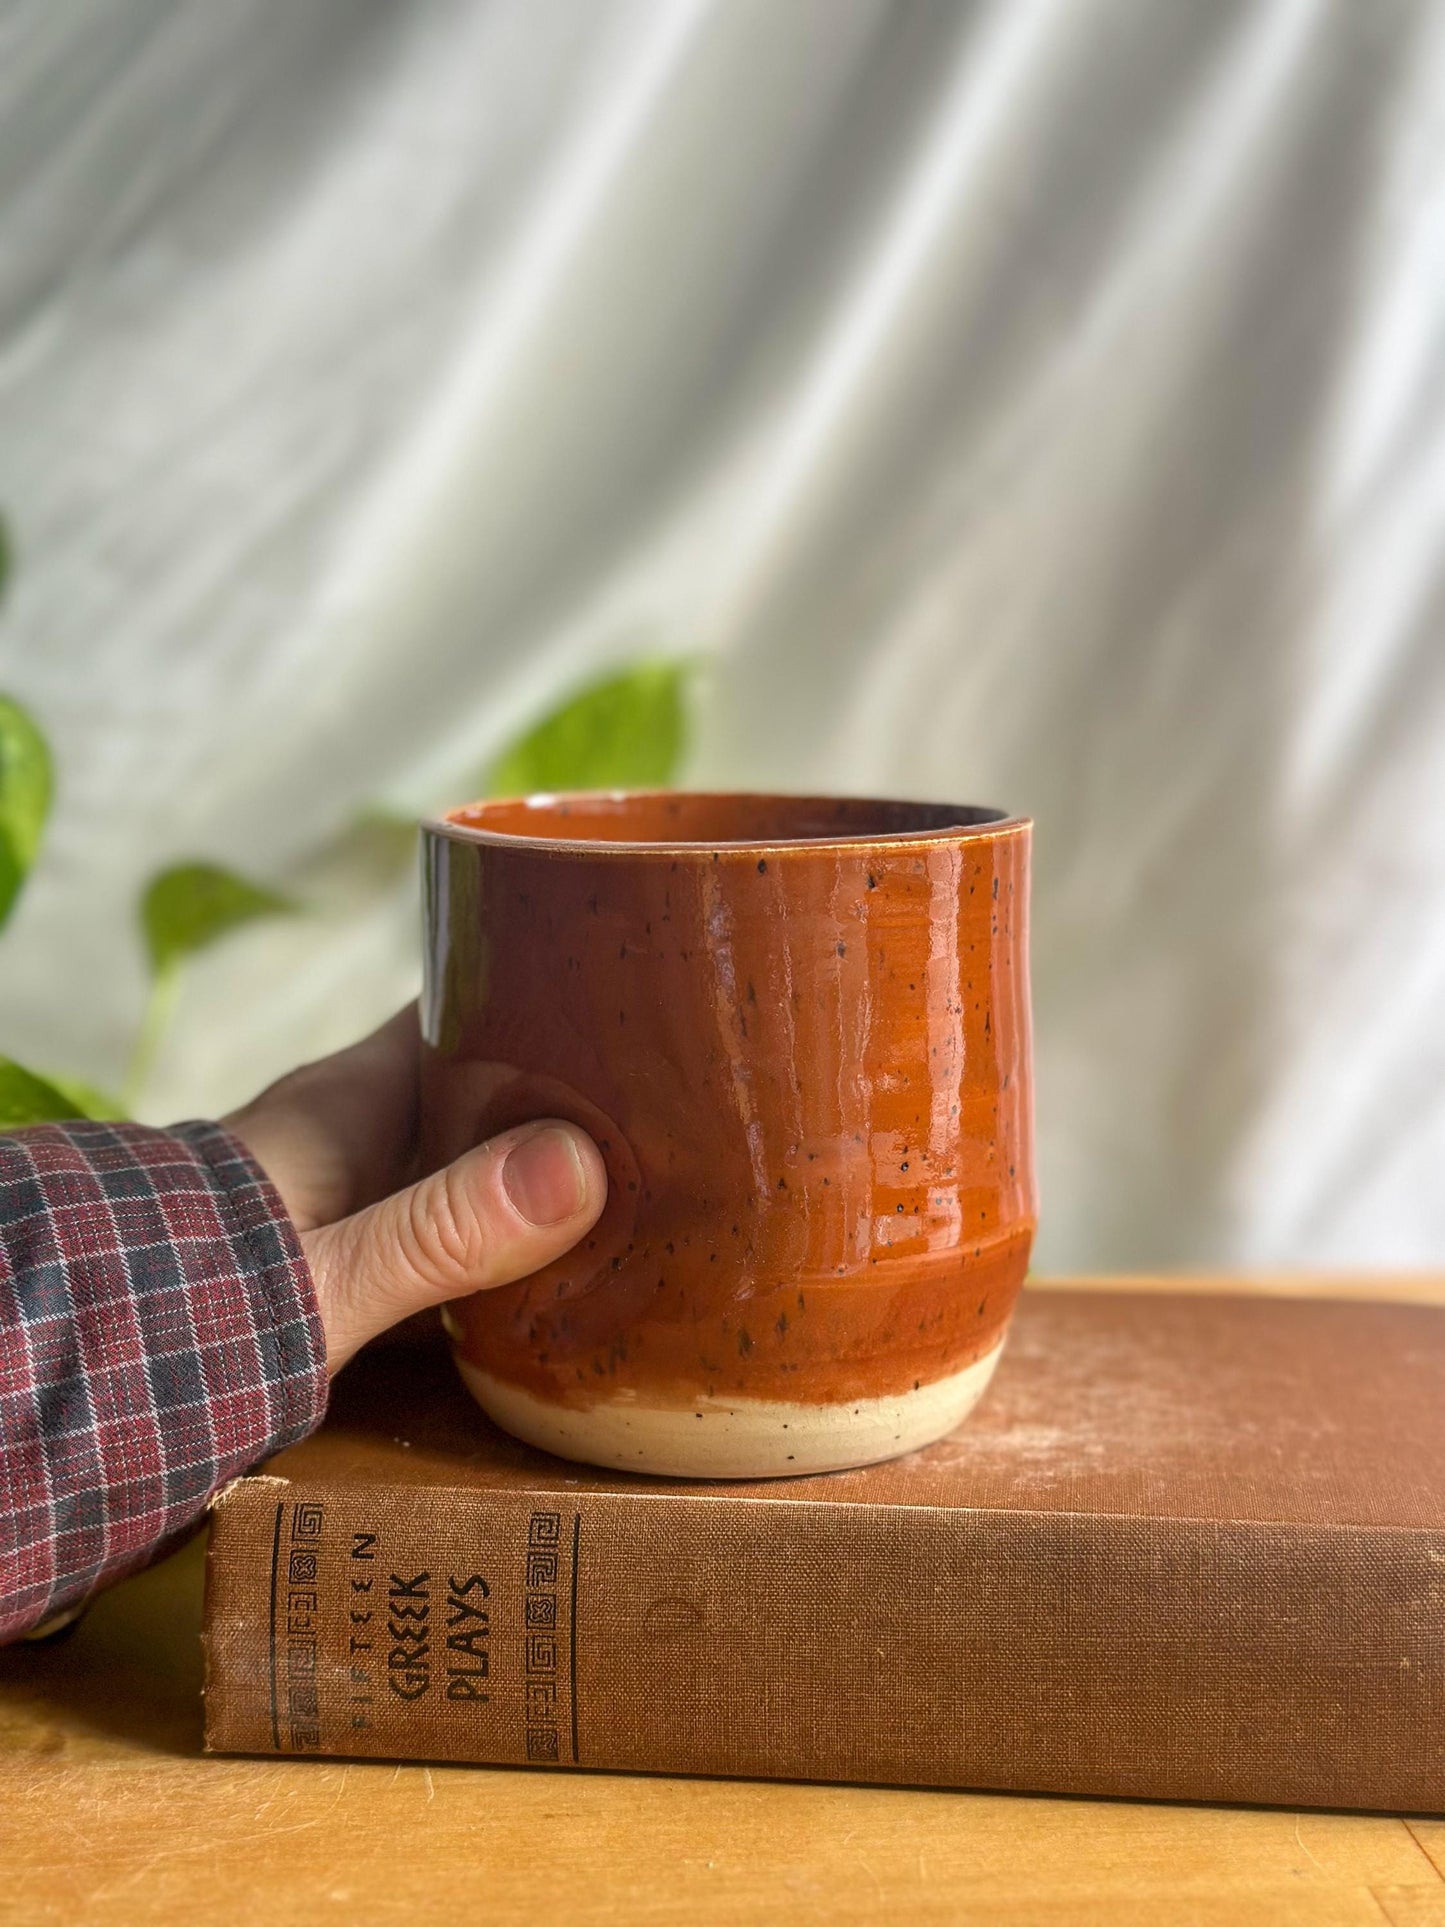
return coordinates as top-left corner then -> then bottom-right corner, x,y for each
0,1119 -> 328,1643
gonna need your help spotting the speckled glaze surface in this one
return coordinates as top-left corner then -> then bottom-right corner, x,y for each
421,792 -> 1036,1477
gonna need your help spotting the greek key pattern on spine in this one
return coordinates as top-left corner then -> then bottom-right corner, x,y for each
523,1511 -> 562,1761
282,1501 -> 325,1751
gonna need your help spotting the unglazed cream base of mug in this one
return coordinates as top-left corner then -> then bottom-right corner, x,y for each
451,1342 -> 1005,1479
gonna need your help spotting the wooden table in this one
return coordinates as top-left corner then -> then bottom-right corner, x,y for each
4,1277 -> 1445,1926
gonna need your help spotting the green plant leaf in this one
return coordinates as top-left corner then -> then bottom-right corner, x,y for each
354,804 -> 417,836
44,1073 -> 127,1120
0,696 -> 54,931
140,863 -> 295,979
485,660 -> 692,798
0,1057 -> 96,1127
347,807 -> 420,860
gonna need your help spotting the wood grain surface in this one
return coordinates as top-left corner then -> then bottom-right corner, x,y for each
3,1275 -> 1444,1927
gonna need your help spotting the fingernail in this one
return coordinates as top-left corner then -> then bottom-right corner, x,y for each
503,1125 -> 590,1227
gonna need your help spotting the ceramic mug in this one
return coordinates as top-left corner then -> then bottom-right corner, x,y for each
421,792 -> 1035,1478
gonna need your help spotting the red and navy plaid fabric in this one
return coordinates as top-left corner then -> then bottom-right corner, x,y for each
0,1119 -> 327,1642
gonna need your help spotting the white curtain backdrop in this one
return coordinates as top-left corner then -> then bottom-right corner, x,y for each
1,0 -> 1442,1270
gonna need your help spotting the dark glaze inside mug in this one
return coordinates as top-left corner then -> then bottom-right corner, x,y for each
448,792 -> 1010,842
422,791 -> 1036,1477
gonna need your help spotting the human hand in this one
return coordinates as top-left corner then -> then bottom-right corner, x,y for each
222,1005 -> 607,1372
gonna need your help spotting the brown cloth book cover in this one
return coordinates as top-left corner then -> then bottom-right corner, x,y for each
203,1288 -> 1445,1812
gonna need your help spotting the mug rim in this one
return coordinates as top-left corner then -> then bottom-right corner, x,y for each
423,789 -> 1032,859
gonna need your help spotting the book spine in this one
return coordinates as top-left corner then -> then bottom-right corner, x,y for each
202,1479 -> 1445,1811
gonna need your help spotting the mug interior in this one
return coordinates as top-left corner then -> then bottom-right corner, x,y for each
442,791 -> 1014,849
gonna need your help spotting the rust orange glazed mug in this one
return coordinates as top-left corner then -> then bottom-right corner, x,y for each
421,792 -> 1036,1478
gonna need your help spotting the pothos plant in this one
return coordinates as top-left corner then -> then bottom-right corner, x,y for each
0,511 -> 693,1126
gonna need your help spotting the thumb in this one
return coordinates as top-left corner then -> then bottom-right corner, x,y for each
304,1119 -> 607,1372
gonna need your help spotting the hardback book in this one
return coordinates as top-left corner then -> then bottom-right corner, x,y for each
202,1285 -> 1445,1812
